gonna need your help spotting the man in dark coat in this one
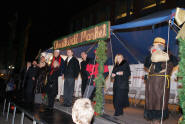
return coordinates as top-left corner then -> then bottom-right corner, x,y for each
19,61 -> 31,101
20,61 -> 31,89
80,52 -> 90,97
47,49 -> 65,107
63,49 -> 80,107
24,60 -> 38,105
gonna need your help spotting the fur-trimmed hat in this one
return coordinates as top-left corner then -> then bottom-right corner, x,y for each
41,52 -> 46,57
153,37 -> 165,46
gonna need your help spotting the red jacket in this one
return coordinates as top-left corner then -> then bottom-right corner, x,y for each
86,62 -> 109,86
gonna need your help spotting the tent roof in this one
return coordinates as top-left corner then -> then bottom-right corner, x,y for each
43,8 -> 180,64
111,9 -> 176,31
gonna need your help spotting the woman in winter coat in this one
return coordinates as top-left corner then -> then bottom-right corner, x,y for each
111,54 -> 131,116
35,56 -> 48,94
46,60 -> 61,109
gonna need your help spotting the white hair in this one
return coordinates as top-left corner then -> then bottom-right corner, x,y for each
54,50 -> 60,53
72,98 -> 94,124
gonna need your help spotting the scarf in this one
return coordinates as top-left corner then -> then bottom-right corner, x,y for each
50,56 -> 62,75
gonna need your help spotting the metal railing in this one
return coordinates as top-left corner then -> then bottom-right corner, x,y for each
2,99 -> 43,124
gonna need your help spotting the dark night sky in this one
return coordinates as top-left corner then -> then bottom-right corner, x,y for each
3,0 -> 99,61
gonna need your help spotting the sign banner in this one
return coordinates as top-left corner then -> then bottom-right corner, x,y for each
53,21 -> 110,50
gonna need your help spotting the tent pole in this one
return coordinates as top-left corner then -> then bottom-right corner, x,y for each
160,20 -> 171,124
111,31 -> 140,63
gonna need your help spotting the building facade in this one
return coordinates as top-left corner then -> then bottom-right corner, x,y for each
69,0 -> 185,33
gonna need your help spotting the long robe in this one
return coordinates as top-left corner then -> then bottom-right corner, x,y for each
144,53 -> 178,120
24,66 -> 38,104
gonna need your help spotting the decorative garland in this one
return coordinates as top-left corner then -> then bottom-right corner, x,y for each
177,38 -> 185,124
94,40 -> 107,115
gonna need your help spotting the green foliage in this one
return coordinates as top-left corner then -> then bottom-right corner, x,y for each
177,38 -> 185,124
94,40 -> 107,115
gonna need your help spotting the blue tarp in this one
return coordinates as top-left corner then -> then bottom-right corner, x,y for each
111,9 -> 176,30
45,9 -> 180,64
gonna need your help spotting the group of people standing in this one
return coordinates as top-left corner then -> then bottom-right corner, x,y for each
20,49 -> 80,109
19,36 -> 178,124
19,47 -> 131,116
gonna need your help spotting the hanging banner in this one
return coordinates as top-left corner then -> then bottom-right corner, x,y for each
53,21 -> 110,50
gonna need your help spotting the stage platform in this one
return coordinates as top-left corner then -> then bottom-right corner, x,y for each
1,94 -> 181,124
54,101 -> 122,124
102,95 -> 181,124
1,99 -> 121,124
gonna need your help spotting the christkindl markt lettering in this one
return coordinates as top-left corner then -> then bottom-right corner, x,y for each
53,21 -> 110,50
